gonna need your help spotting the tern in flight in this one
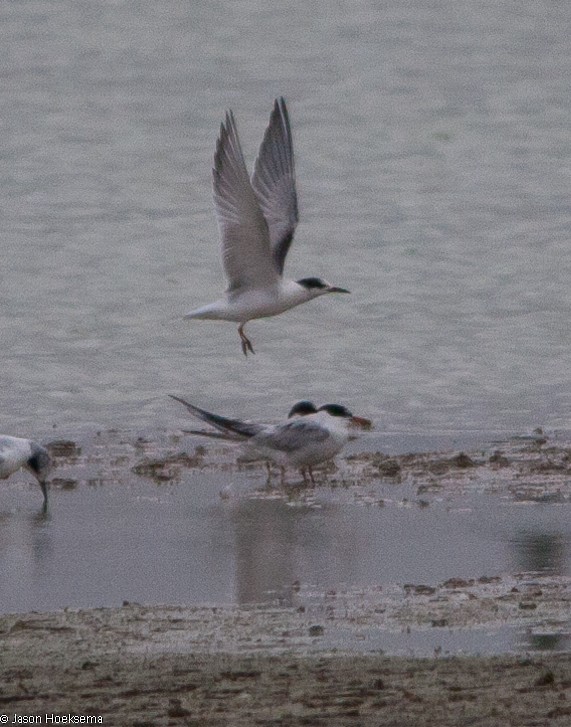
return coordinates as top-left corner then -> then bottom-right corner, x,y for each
0,436 -> 51,507
169,395 -> 371,483
184,97 -> 350,355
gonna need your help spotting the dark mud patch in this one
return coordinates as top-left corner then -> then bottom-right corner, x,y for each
132,451 -> 205,482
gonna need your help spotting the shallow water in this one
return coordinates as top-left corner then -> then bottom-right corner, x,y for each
2,1 -> 571,658
1,442 -> 570,656
2,1 -> 571,438
2,476 -> 568,613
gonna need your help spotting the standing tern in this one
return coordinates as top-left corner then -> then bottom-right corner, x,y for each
173,399 -> 319,440
0,436 -> 52,506
184,97 -> 350,355
169,395 -> 371,483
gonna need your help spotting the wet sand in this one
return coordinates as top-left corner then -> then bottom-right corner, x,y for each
2,429 -> 571,723
2,603 -> 571,725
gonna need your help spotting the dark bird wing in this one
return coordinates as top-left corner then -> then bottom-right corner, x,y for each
169,395 -> 264,438
251,97 -> 299,275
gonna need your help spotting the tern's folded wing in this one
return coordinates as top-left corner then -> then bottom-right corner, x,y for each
213,111 -> 279,291
251,97 -> 299,276
255,419 -> 329,453
169,395 -> 263,438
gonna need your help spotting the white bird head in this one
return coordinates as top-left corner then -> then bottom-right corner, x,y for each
295,277 -> 350,300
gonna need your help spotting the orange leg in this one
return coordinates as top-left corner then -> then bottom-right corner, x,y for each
238,323 -> 255,356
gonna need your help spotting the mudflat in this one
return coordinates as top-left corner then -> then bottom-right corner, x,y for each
2,428 -> 571,723
2,604 -> 571,725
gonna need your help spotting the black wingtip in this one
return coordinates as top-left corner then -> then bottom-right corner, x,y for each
169,393 -> 197,412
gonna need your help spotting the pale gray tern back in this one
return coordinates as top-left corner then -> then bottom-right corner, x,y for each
169,395 -> 371,483
184,98 -> 350,356
0,436 -> 51,506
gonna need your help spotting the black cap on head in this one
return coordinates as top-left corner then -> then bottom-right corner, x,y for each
296,278 -> 350,294
296,277 -> 328,290
288,400 -> 318,418
27,443 -> 51,506
318,403 -> 353,419
27,444 -> 51,479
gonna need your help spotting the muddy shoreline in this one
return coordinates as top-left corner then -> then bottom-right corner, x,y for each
2,604 -> 571,725
2,429 -> 571,723
43,425 -> 571,503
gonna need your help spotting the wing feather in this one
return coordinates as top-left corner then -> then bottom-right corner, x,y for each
251,97 -> 299,275
213,111 -> 279,291
255,419 -> 328,453
169,395 -> 263,438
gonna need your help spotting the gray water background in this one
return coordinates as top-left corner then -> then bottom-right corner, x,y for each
2,0 -> 571,439
2,2 -> 571,652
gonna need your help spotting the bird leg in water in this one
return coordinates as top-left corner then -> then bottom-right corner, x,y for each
301,467 -> 316,485
39,480 -> 49,507
238,323 -> 255,356
264,461 -> 273,485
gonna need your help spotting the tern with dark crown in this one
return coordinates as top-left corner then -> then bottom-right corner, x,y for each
184,98 -> 350,355
170,395 -> 371,483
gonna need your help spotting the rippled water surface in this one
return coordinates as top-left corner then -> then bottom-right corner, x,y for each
1,458 -> 570,655
1,1 -> 571,439
3,3 -> 571,660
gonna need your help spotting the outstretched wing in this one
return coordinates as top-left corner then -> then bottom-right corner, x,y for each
251,97 -> 299,276
213,111 -> 279,292
255,419 -> 329,453
169,395 -> 263,438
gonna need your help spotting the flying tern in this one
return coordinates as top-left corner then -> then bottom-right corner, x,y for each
169,395 -> 371,483
184,97 -> 350,355
0,436 -> 52,506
